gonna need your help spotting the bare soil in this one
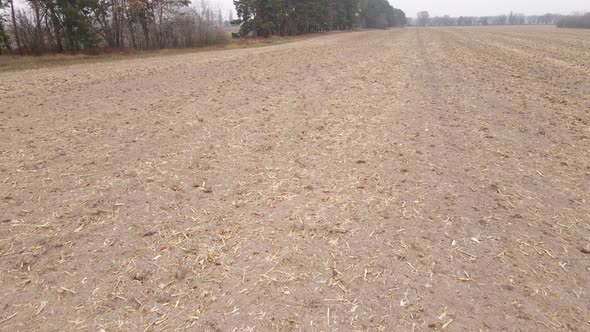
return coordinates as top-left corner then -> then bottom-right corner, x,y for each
1,27 -> 589,331
0,34 -> 310,73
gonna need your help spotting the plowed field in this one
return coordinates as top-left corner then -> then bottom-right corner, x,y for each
1,27 -> 589,331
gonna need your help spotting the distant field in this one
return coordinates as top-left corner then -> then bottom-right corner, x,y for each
1,27 -> 589,331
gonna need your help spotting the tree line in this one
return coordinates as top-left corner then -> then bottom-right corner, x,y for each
412,11 -> 590,29
0,0 -> 228,54
232,0 -> 406,37
557,13 -> 590,29
412,11 -> 564,27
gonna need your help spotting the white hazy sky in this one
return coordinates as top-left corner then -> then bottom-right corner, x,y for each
215,0 -> 589,18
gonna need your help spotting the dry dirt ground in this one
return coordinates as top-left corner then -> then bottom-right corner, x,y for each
1,27 -> 589,331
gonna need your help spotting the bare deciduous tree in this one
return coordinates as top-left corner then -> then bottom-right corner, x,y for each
416,11 -> 430,26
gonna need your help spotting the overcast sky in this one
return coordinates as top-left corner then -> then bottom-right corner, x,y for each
215,0 -> 589,18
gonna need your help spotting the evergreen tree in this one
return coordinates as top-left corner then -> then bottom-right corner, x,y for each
59,0 -> 100,52
232,0 -> 405,36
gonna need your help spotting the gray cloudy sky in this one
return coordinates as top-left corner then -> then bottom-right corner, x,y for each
216,0 -> 589,17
